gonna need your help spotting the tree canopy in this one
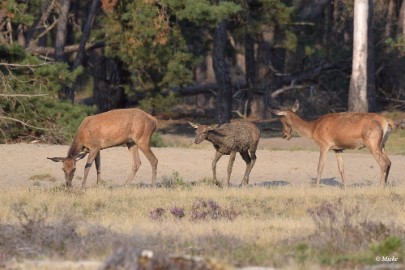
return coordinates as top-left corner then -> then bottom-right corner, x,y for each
1,0 -> 405,142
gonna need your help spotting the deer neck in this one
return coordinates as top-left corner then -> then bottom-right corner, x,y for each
289,113 -> 315,139
67,136 -> 83,158
206,131 -> 222,146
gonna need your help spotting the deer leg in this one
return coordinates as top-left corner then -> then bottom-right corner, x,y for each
138,144 -> 158,187
365,128 -> 391,186
369,148 -> 391,186
212,151 -> 223,186
248,148 -> 257,179
316,147 -> 328,187
226,152 -> 236,187
95,152 -> 101,185
240,150 -> 252,187
125,143 -> 141,186
82,149 -> 99,188
381,153 -> 391,186
334,150 -> 346,189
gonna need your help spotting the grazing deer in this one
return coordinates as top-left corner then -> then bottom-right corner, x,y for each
188,121 -> 261,187
271,100 -> 394,188
48,109 -> 158,188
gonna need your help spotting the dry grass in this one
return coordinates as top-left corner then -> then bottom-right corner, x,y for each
0,184 -> 404,269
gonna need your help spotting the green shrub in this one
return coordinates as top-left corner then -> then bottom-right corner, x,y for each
150,132 -> 165,147
370,236 -> 403,257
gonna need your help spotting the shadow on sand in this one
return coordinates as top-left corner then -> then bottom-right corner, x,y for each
254,180 -> 290,187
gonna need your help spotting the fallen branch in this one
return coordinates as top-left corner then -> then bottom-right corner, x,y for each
27,41 -> 105,56
0,116 -> 49,130
0,93 -> 48,98
0,62 -> 50,67
167,80 -> 248,96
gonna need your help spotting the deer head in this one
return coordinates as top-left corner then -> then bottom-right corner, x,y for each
47,152 -> 87,186
188,122 -> 217,144
270,100 -> 300,140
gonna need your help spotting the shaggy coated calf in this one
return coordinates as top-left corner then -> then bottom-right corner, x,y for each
189,121 -> 261,187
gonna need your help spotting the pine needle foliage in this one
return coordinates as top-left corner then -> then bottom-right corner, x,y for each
0,44 -> 94,143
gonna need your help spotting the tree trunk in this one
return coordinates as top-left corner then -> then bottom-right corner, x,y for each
254,26 -> 273,116
244,31 -> 256,118
213,19 -> 232,124
385,0 -> 395,38
91,48 -> 126,112
399,0 -> 405,39
367,0 -> 377,112
64,0 -> 100,103
255,25 -> 285,111
26,0 -> 55,49
348,0 -> 369,112
55,0 -> 71,62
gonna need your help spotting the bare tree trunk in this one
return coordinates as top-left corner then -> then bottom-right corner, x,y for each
213,19 -> 232,124
399,0 -> 405,39
55,0 -> 71,62
348,0 -> 369,112
385,0 -> 396,38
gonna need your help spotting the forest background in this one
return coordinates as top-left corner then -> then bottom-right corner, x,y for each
1,0 -> 405,143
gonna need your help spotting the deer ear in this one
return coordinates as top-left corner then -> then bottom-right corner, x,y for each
270,109 -> 286,116
207,124 -> 217,131
188,122 -> 199,129
75,152 -> 88,161
291,100 -> 299,112
47,157 -> 65,162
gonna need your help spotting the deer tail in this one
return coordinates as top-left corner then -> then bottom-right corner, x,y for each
386,118 -> 396,131
380,117 -> 395,150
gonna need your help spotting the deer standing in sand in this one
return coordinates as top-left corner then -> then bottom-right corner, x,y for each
48,109 -> 158,188
188,122 -> 261,187
271,100 -> 394,188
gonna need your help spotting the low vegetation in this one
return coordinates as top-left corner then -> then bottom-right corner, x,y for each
0,184 -> 404,269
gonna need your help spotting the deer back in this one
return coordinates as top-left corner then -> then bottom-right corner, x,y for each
74,109 -> 157,150
311,112 -> 391,150
207,122 -> 260,153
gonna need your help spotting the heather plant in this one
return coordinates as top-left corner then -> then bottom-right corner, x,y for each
190,199 -> 239,222
307,199 -> 404,253
170,207 -> 185,220
149,208 -> 166,221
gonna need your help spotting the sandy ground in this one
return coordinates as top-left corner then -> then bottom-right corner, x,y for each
1,137 -> 405,188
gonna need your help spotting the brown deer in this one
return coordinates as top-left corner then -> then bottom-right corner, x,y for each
188,121 -> 261,187
271,100 -> 394,188
48,108 -> 158,188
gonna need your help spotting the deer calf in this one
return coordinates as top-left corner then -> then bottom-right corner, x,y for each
48,108 -> 158,188
271,100 -> 394,188
189,121 -> 261,187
